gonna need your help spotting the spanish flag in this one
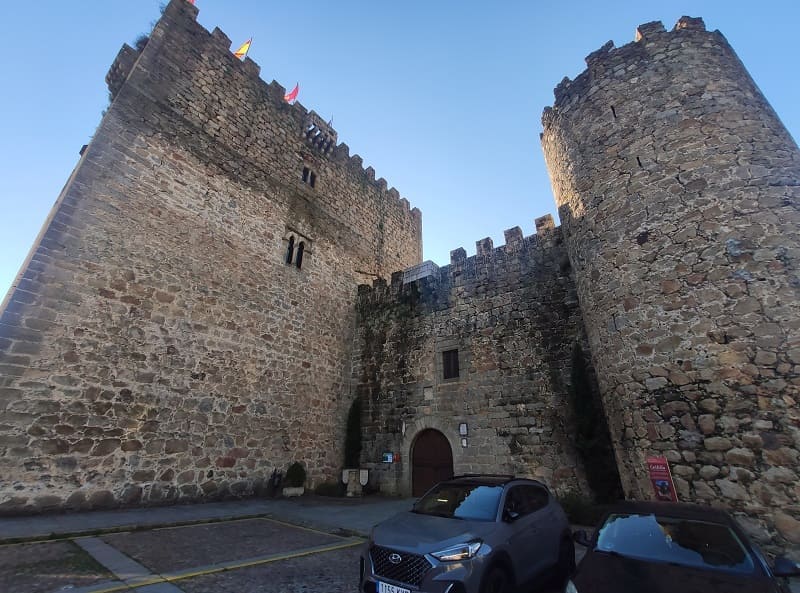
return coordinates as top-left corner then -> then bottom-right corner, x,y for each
233,38 -> 252,60
284,83 -> 299,103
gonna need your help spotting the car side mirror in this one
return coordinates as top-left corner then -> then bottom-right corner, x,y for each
573,529 -> 591,547
503,509 -> 520,523
772,556 -> 800,577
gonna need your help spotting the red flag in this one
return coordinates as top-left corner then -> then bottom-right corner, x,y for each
284,83 -> 299,103
186,0 -> 195,4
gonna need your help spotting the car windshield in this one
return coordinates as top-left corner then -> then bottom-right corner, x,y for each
414,483 -> 502,521
595,513 -> 756,574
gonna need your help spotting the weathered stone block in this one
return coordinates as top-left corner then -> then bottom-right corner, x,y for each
715,479 -> 748,501
774,512 -> 800,545
725,448 -> 755,466
703,437 -> 732,451
164,439 -> 189,454
91,439 -> 121,456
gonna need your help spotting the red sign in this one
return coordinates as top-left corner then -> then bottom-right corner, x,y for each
646,456 -> 678,502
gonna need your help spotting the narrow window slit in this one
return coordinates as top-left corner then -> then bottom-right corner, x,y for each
301,166 -> 317,188
296,242 -> 305,269
610,105 -> 617,118
286,235 -> 295,264
636,156 -> 643,168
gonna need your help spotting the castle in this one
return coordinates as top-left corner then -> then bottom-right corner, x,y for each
0,0 -> 798,556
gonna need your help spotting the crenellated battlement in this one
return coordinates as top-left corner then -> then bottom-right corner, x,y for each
447,213 -> 558,263
107,0 -> 421,235
357,214 -> 568,306
543,16 -> 715,118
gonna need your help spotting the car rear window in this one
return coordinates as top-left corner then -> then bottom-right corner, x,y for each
595,513 -> 756,574
414,483 -> 502,521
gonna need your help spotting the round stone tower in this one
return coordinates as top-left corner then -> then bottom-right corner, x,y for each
541,17 -> 800,550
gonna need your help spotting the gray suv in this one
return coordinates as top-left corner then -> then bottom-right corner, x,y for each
359,475 -> 574,593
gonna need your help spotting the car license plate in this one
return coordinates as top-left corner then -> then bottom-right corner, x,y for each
378,581 -> 411,593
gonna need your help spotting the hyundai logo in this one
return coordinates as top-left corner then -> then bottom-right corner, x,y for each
389,553 -> 402,565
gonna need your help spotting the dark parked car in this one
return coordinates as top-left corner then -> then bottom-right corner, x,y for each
360,474 -> 574,593
568,501 -> 800,593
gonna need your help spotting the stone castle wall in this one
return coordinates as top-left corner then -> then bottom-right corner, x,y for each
1,1 -> 797,557
0,0 -> 421,513
541,17 -> 800,550
353,219 -> 593,497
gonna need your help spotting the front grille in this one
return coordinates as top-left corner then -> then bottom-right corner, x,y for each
370,545 -> 432,588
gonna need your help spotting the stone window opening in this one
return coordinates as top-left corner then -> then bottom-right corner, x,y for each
283,228 -> 312,271
302,166 -> 317,188
286,235 -> 295,264
442,349 -> 460,380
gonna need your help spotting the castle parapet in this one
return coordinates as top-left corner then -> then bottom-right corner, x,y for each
362,216 -> 565,293
503,227 -> 523,251
104,0 -> 421,275
476,237 -> 494,257
402,261 -> 439,284
106,44 -> 140,100
546,16 -> 713,111
634,21 -> 666,41
534,214 -> 555,233
356,218 -> 576,336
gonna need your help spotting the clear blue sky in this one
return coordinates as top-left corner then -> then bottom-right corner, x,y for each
1,1 -> 798,298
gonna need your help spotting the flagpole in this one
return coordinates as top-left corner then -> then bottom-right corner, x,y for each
244,37 -> 253,60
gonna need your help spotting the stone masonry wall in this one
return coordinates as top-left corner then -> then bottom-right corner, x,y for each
541,17 -> 800,554
0,0 -> 421,513
353,221 -> 593,497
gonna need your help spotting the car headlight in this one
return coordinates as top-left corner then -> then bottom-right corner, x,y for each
565,579 -> 579,593
431,540 -> 482,561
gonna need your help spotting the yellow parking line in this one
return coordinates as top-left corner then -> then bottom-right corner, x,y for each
258,516 -> 354,538
0,534 -> 80,547
164,538 -> 363,581
150,515 -> 263,532
72,537 -> 365,593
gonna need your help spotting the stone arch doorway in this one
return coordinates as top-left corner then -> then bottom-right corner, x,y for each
411,429 -> 454,496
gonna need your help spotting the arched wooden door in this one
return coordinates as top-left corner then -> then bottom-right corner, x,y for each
412,429 -> 453,496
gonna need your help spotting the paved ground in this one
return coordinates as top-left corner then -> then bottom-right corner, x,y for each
0,496 -> 796,593
0,539 -> 112,593
0,496 -> 407,593
0,495 -> 413,542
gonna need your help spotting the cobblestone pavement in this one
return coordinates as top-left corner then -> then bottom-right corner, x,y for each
0,539 -> 112,593
0,517 -> 366,593
101,518 -> 344,573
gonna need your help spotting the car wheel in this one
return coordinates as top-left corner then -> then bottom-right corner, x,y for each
551,536 -> 576,587
481,565 -> 511,593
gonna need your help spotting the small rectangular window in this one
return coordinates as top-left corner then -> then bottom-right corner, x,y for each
302,167 -> 310,182
442,349 -> 459,380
